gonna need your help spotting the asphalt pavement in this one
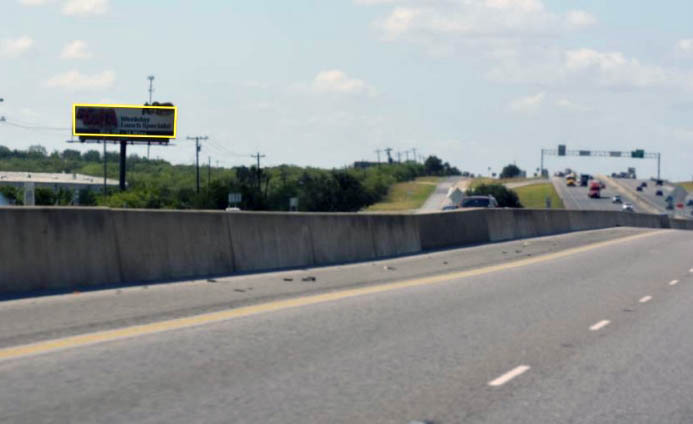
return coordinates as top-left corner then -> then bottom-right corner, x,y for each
418,177 -> 465,212
616,178 -> 692,218
1,228 -> 693,423
551,177 -> 634,211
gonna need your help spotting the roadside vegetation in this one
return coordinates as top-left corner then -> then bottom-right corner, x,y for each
514,183 -> 565,209
366,177 -> 440,211
466,183 -> 522,208
677,181 -> 693,192
0,145 -> 460,212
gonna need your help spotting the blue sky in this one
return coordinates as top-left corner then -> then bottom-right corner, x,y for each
2,0 -> 693,180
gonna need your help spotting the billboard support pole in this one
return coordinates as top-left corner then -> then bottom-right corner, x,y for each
119,141 -> 127,191
657,153 -> 661,180
103,141 -> 107,194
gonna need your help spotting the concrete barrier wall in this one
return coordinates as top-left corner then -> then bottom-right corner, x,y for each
112,209 -> 235,282
0,207 -> 121,293
0,206 -> 689,295
418,209 -> 489,250
228,212 -> 314,272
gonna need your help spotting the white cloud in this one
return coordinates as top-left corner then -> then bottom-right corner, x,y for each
562,48 -> 673,88
310,70 -> 376,95
18,0 -> 55,5
677,39 -> 693,54
0,36 -> 34,58
509,92 -> 545,112
556,99 -> 590,112
363,0 -> 595,47
60,40 -> 91,59
44,70 -> 115,90
565,10 -> 597,28
62,0 -> 108,16
488,47 -> 692,90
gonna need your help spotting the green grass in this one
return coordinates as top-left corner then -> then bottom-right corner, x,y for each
469,176 -> 540,189
514,183 -> 565,209
677,181 -> 693,192
366,177 -> 439,211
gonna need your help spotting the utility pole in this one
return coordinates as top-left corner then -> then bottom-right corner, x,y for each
146,75 -> 155,159
405,151 -> 410,162
412,148 -> 417,163
375,149 -> 382,164
251,152 -> 266,190
208,156 -> 211,186
384,147 -> 393,163
187,136 -> 208,193
396,151 -> 402,163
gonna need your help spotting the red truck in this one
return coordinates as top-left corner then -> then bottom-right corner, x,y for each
588,181 -> 601,198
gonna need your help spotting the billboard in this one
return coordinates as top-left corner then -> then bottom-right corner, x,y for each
73,104 -> 177,139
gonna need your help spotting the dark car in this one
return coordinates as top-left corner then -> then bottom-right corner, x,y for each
640,182 -> 647,187
460,196 -> 498,208
656,179 -> 663,186
687,199 -> 693,207
655,190 -> 663,196
636,186 -> 643,191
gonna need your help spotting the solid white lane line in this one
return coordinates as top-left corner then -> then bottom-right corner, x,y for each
488,365 -> 531,387
669,280 -> 679,286
589,320 -> 611,331
639,296 -> 652,303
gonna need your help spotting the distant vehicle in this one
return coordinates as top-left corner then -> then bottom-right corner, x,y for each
612,195 -> 622,204
687,199 -> 693,207
580,174 -> 590,187
442,205 -> 458,211
588,181 -> 601,198
666,202 -> 674,210
636,185 -> 643,191
460,196 -> 498,208
655,190 -> 663,196
665,195 -> 673,202
225,207 -> 241,211
622,203 -> 634,212
598,181 -> 606,189
640,182 -> 647,187
656,179 -> 663,186
566,175 -> 576,187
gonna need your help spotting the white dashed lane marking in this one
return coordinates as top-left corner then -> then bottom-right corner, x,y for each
488,365 -> 531,387
589,320 -> 610,331
669,280 -> 679,286
639,296 -> 652,303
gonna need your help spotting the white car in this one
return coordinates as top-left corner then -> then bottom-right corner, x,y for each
622,203 -> 634,212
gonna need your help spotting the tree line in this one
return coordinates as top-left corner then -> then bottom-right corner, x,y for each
0,145 -> 461,212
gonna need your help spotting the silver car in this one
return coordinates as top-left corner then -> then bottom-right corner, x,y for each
622,203 -> 634,212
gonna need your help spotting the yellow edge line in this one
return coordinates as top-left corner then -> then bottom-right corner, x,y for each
0,230 -> 662,361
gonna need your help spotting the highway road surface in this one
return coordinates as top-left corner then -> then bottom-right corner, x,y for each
551,177 -> 639,212
418,176 -> 465,212
615,178 -> 692,217
1,228 -> 693,423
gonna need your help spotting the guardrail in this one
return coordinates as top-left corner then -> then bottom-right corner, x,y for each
0,207 -> 684,296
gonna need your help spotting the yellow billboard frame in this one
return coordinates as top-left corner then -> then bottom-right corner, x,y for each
72,103 -> 178,139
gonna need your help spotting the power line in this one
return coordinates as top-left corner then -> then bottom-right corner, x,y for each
0,119 -> 70,131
